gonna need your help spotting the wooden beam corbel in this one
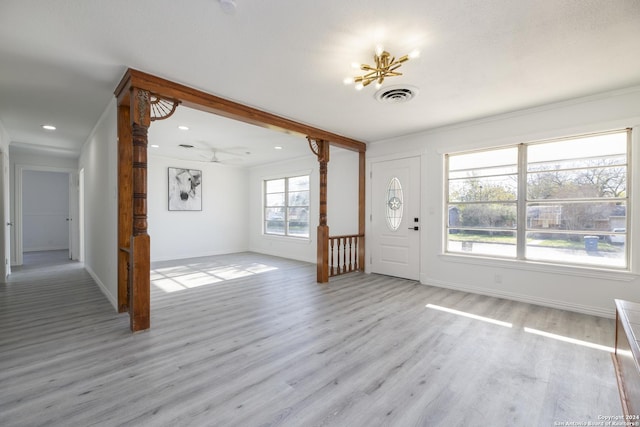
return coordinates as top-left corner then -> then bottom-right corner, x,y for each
149,94 -> 181,122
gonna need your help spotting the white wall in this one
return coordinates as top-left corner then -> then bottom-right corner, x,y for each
327,148 -> 360,236
367,87 -> 640,318
22,170 -> 69,252
248,147 -> 360,263
79,99 -> 118,309
148,154 -> 249,261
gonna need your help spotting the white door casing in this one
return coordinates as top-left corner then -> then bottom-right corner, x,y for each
14,165 -> 78,265
0,151 -> 10,279
370,156 -> 420,280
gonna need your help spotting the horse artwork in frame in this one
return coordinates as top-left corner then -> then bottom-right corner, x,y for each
168,167 -> 202,211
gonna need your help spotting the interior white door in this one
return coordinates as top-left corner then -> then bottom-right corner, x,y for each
370,156 -> 420,280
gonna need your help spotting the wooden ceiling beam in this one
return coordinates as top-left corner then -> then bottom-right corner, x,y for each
115,68 -> 366,153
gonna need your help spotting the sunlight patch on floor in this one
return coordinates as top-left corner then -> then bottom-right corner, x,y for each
425,304 -> 615,352
524,327 -> 615,352
151,262 -> 279,293
425,303 -> 513,328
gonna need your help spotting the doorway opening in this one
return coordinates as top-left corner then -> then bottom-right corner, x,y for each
14,166 -> 80,268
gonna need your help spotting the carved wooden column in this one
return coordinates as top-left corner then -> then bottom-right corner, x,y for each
115,74 -> 180,332
308,137 -> 330,283
129,88 -> 151,332
117,104 -> 133,314
358,150 -> 366,272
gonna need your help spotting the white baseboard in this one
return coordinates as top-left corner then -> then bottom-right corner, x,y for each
85,264 -> 118,312
151,247 -> 250,263
421,274 -> 615,319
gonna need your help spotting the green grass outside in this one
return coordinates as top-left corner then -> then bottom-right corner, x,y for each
449,234 -> 622,253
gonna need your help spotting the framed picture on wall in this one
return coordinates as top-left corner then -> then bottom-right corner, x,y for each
168,167 -> 202,211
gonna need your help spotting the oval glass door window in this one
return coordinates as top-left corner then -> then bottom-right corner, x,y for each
386,177 -> 403,231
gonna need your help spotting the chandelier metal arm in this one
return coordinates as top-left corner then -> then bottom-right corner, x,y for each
347,47 -> 417,90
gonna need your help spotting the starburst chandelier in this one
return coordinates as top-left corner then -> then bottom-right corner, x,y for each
344,45 -> 420,90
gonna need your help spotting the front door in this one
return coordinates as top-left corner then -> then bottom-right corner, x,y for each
370,156 -> 420,280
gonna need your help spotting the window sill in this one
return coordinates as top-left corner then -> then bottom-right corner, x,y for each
438,252 -> 638,282
262,234 -> 311,244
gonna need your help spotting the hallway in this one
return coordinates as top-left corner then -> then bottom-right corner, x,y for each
11,249 -> 74,272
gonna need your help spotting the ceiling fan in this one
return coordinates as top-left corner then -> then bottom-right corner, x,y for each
196,142 -> 248,165
175,141 -> 249,164
201,149 -> 223,163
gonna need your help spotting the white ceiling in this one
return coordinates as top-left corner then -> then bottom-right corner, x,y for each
1,0 -> 640,164
148,106 -> 312,167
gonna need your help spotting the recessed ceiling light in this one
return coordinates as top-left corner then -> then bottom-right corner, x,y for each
150,144 -> 160,148
42,125 -> 56,130
177,125 -> 189,131
274,146 -> 283,150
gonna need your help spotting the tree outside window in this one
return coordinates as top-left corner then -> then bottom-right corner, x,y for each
447,130 -> 629,269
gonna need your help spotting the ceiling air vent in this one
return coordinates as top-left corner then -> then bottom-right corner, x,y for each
374,85 -> 419,104
178,144 -> 194,148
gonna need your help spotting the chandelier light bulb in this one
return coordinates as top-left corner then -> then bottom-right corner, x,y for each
375,44 -> 384,56
355,82 -> 364,91
409,49 -> 420,59
343,77 -> 354,85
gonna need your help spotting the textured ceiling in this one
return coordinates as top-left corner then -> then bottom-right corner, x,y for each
1,0 -> 640,163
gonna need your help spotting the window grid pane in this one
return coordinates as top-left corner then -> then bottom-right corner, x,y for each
447,148 -> 519,258
264,175 -> 310,238
446,129 -> 629,269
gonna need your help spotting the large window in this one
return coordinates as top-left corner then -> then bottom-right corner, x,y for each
446,130 -> 630,269
264,175 -> 310,238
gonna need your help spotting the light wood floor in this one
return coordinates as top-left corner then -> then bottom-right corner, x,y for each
1,251 -> 621,426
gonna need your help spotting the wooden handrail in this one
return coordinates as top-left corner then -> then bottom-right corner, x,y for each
328,234 -> 364,277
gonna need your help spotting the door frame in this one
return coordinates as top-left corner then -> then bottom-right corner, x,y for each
0,150 -> 10,280
14,164 -> 79,265
366,151 -> 424,278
